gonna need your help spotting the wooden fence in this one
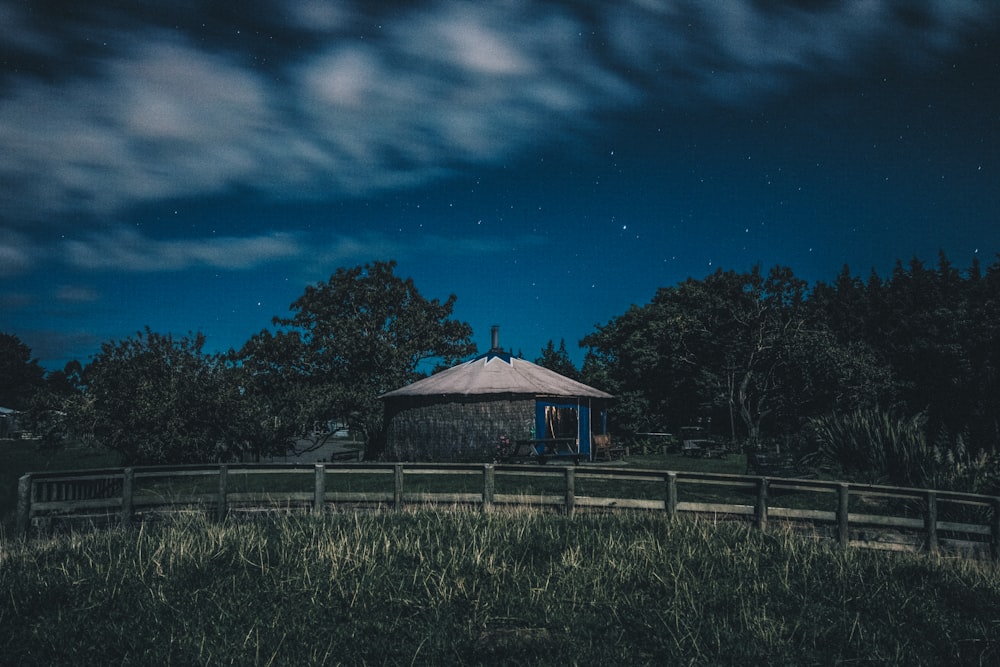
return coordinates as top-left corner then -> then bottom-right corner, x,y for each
16,462 -> 1000,559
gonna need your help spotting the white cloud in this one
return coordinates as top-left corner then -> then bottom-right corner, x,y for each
302,230 -> 547,279
0,2 -> 55,57
62,228 -> 303,272
0,0 -> 995,226
429,6 -> 534,76
286,0 -> 353,32
294,0 -> 636,192
0,1 -> 640,224
0,229 -> 39,275
0,34 -> 279,218
1,223 -> 529,279
0,291 -> 34,310
54,285 -> 100,303
605,0 -> 997,102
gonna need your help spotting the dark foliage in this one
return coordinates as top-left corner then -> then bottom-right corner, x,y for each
0,332 -> 45,410
259,260 -> 476,458
582,254 -> 1000,478
75,328 -> 245,465
535,338 -> 580,380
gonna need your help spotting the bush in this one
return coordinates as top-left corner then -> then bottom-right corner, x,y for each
805,409 -> 933,486
805,408 -> 1000,492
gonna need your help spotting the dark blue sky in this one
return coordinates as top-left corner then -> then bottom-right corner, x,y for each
2,1 -> 999,370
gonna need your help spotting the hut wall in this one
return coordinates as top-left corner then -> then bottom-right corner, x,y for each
384,396 -> 535,462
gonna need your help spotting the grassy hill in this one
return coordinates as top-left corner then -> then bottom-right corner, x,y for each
3,509 -> 999,665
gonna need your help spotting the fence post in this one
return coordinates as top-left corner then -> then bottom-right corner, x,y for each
564,467 -> 576,517
837,483 -> 850,549
121,468 -> 134,528
16,474 -> 31,538
992,498 -> 1000,561
482,464 -> 495,511
755,477 -> 769,531
924,490 -> 939,556
217,465 -> 228,521
393,464 -> 404,511
665,472 -> 678,520
314,463 -> 325,514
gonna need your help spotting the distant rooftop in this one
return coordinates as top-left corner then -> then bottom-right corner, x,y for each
380,351 -> 613,400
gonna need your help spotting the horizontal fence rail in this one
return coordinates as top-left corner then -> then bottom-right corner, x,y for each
16,463 -> 1000,559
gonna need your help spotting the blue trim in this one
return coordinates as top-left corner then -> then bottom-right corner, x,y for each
475,350 -> 514,364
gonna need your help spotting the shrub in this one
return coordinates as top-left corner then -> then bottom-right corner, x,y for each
806,408 -> 1000,492
805,408 -> 933,487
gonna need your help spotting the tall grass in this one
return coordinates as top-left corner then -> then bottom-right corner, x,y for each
806,408 -> 1000,493
3,510 -> 1000,665
806,409 -> 934,486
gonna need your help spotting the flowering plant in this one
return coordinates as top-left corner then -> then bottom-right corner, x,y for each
494,435 -> 512,463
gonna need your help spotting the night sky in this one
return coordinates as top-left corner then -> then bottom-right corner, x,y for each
2,1 -> 999,371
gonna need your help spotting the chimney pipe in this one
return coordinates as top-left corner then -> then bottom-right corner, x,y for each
490,325 -> 500,352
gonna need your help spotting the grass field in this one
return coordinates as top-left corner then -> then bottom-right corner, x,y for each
5,445 -> 1000,664
3,509 -> 1000,665
626,450 -> 748,476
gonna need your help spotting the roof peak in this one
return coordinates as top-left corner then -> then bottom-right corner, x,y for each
477,349 -> 514,364
380,349 -> 613,400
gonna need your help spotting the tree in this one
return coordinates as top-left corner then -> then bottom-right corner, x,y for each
593,266 -> 812,446
967,255 -> 1000,447
227,329 -> 316,461
21,360 -> 88,448
0,332 -> 45,410
535,339 -> 579,380
270,261 -> 476,457
670,266 -> 813,447
858,255 -> 985,443
581,302 -> 674,436
582,265 -> 894,447
78,328 -> 239,465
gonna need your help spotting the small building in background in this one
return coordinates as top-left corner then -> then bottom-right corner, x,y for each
0,407 -> 21,440
380,327 -> 613,462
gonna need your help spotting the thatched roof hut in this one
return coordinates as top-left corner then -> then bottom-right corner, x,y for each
380,329 -> 612,462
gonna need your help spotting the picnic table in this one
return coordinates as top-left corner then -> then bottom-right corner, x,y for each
681,439 -> 728,458
505,438 -> 582,464
745,450 -> 813,478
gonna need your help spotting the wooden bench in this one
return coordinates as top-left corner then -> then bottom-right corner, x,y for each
682,439 -> 728,458
745,451 -> 812,478
329,449 -> 363,462
504,438 -> 584,464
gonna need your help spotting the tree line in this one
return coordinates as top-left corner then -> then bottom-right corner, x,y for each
577,252 -> 1000,491
7,261 -> 473,465
4,253 -> 1000,491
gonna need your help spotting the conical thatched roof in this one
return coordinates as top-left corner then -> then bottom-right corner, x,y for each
380,351 -> 613,400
